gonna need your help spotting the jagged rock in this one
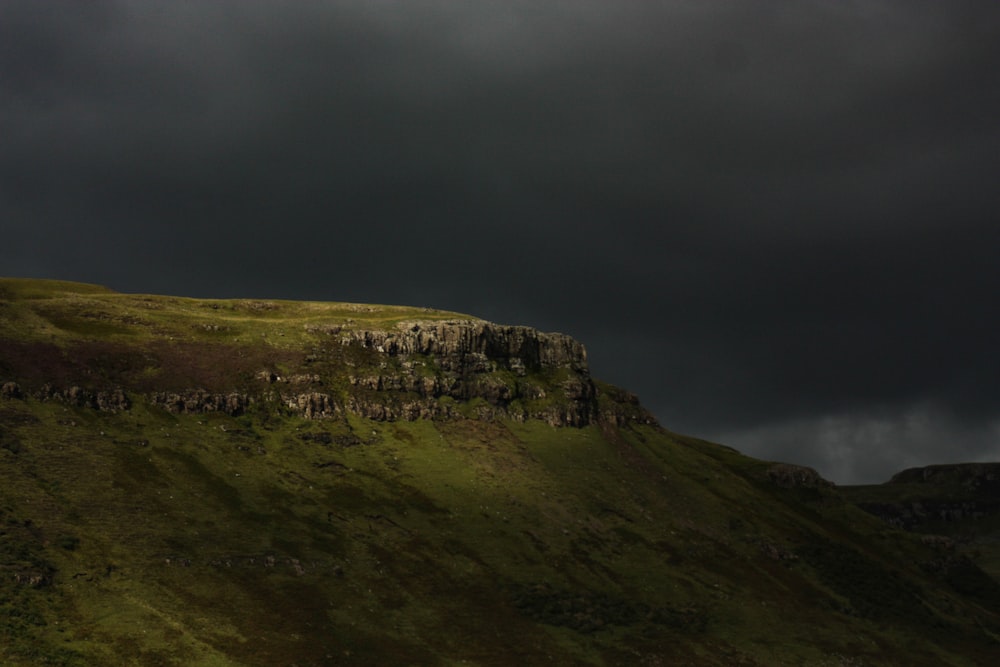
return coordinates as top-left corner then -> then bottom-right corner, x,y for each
596,385 -> 657,427
350,373 -> 460,399
561,377 -> 593,401
766,463 -> 834,489
150,390 -> 250,416
1,381 -> 23,399
13,570 -> 52,588
890,463 -> 1000,488
98,388 -> 130,412
32,384 -> 131,412
469,376 -> 514,405
344,320 -> 588,372
0,318 -> 654,428
535,404 -> 591,428
285,392 -> 338,419
347,396 -> 458,422
334,320 -> 618,426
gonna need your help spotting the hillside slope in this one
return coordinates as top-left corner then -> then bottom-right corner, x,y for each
2,278 -> 999,665
844,464 -> 1000,585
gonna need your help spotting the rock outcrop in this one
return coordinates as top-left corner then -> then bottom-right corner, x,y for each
2,319 -> 657,428
285,392 -> 339,419
33,384 -> 131,412
1,381 -> 24,399
889,463 -> 1000,488
335,320 -> 614,426
342,320 -> 588,373
149,390 -> 251,416
850,464 -> 1000,530
766,463 -> 834,490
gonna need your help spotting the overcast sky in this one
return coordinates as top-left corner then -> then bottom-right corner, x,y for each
3,1 -> 1000,483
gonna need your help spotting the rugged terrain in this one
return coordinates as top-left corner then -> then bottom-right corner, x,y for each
2,278 -> 1000,665
843,463 -> 1000,586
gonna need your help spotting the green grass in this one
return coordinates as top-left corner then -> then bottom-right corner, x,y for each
5,398 -> 1000,665
842,466 -> 1000,590
2,279 -> 1000,665
0,277 -> 473,348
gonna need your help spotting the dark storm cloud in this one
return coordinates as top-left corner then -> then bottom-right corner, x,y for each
3,1 -> 1000,482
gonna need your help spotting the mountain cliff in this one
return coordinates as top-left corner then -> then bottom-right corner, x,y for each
0,279 -> 652,429
2,278 -> 1000,666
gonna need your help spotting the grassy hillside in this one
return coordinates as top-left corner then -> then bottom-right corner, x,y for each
843,464 -> 1000,584
2,278 -> 1000,665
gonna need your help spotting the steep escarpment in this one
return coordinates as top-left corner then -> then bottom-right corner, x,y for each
846,463 -> 1000,530
334,319 -> 651,427
344,319 -> 587,369
0,281 -> 655,428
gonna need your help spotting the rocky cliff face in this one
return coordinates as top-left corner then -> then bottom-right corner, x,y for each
1,319 -> 657,428
889,463 -> 1000,487
335,320 -> 607,426
344,320 -> 588,370
2,382 -> 131,412
301,319 -> 653,427
849,464 -> 1000,530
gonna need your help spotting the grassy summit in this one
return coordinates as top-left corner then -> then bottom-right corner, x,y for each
1,278 -> 999,665
0,276 -> 470,339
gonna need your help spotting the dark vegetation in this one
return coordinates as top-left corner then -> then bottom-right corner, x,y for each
1,278 -> 999,665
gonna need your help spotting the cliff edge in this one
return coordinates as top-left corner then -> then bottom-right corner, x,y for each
0,278 -> 656,428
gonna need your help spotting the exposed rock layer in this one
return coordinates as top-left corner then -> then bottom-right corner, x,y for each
1,320 -> 657,427
852,464 -> 1000,530
9,383 -> 132,413
344,320 -> 588,372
